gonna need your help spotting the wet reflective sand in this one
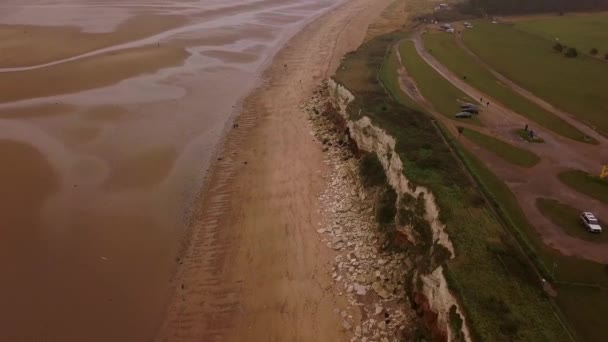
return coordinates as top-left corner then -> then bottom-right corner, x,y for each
0,0 -> 339,340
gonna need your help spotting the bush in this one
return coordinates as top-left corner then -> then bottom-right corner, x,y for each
469,192 -> 486,207
449,305 -> 466,342
564,47 -> 578,58
360,153 -> 386,187
590,48 -> 599,55
552,42 -> 563,53
376,187 -> 397,226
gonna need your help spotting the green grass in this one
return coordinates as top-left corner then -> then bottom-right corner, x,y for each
515,129 -> 545,143
558,169 -> 608,203
378,46 -> 421,111
456,142 -> 608,284
462,128 -> 540,167
424,31 -> 591,143
335,30 -> 570,342
536,198 -> 608,243
454,138 -> 608,341
514,13 -> 608,55
398,40 -> 482,126
463,20 -> 608,136
556,286 -> 608,342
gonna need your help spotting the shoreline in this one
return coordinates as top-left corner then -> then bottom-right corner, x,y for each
156,0 -> 397,339
0,1 -> 402,340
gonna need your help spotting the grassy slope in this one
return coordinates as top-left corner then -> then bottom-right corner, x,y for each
558,169 -> 608,203
378,46 -> 421,111
398,40 -> 482,126
424,32 -> 589,143
536,198 -> 608,243
514,14 -> 608,54
335,31 -> 569,342
462,128 -> 540,167
463,20 -> 608,136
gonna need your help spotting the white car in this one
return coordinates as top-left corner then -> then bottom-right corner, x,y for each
580,212 -> 603,233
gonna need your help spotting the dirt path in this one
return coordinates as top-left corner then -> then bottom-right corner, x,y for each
396,33 -> 608,264
156,0 -> 397,341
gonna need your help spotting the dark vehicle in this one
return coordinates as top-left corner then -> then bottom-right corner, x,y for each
455,112 -> 473,119
462,107 -> 480,114
460,103 -> 479,110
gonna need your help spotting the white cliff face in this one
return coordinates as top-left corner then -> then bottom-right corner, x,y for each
328,78 -> 471,342
421,267 -> 472,342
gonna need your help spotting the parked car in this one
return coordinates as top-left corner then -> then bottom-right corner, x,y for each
580,212 -> 603,233
462,107 -> 479,114
455,112 -> 473,119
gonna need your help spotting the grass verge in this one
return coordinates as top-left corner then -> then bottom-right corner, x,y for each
378,45 -> 421,111
462,128 -> 540,167
398,40 -> 482,126
423,31 -> 591,143
558,169 -> 608,204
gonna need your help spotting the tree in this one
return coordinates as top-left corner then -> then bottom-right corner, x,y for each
590,48 -> 599,55
552,42 -> 563,52
605,53 -> 608,60
564,47 -> 578,58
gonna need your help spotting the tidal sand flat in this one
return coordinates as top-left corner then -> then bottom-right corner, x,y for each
0,0 -> 344,340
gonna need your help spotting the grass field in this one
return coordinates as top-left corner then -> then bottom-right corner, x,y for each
463,20 -> 608,136
536,198 -> 608,243
335,31 -> 571,342
555,286 -> 608,342
398,40 -> 482,126
378,46 -> 421,111
514,13 -> 608,55
558,169 -> 608,203
462,128 -> 540,167
424,32 -> 590,143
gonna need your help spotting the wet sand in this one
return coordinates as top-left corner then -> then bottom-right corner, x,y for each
0,45 -> 189,103
0,15 -> 185,67
0,0 -> 352,341
158,0 -> 398,340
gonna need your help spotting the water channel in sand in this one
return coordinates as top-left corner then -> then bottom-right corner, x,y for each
0,0 -> 341,340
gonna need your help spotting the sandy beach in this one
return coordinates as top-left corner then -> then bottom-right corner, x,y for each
157,0 -> 398,340
0,0 -> 394,340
